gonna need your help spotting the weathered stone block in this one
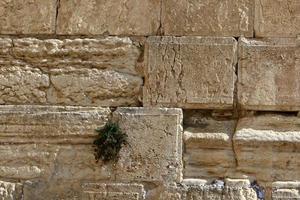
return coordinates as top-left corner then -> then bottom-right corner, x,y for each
0,181 -> 22,200
144,37 -> 237,109
0,0 -> 56,34
0,106 -> 110,180
255,0 -> 300,37
82,183 -> 145,200
57,0 -> 160,35
162,0 -> 254,36
184,119 -> 236,179
238,37 -> 299,111
234,115 -> 300,182
113,107 -> 183,183
0,37 -> 142,106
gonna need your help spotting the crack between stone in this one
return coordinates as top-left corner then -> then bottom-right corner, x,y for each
55,0 -> 61,34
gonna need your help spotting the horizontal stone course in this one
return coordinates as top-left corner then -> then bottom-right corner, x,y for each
234,115 -> 300,182
0,37 -> 142,106
162,0 -> 254,37
144,36 -> 237,109
238,37 -> 300,111
57,0 -> 161,36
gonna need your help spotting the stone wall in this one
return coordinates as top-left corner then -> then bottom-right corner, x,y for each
0,1 -> 299,199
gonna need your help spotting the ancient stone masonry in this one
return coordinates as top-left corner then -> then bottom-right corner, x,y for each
0,0 -> 300,200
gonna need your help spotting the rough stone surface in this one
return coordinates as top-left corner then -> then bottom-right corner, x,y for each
162,0 -> 254,36
184,119 -> 236,179
0,181 -> 23,200
82,183 -> 145,200
0,37 -> 142,106
113,107 -> 183,184
0,0 -> 56,34
57,0 -> 161,35
144,36 -> 237,109
255,0 -> 300,37
238,37 -> 299,111
234,115 -> 300,182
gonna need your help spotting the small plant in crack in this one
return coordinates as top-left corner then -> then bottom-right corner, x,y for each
93,121 -> 128,163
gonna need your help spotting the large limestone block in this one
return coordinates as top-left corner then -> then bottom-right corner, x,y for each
272,181 -> 300,200
162,0 -> 254,36
234,115 -> 300,182
0,0 -> 56,34
0,106 -> 111,180
0,37 -> 142,106
144,37 -> 237,109
255,0 -> 300,37
0,181 -> 23,200
184,119 -> 236,179
238,37 -> 300,111
0,105 -> 110,144
47,68 -> 142,106
57,0 -> 160,35
113,107 -> 183,184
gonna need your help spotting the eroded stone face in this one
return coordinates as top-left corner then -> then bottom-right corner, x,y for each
0,37 -> 142,106
0,0 -> 56,34
113,107 -> 183,184
255,0 -> 300,37
184,119 -> 236,179
234,115 -> 300,182
144,36 -> 237,109
238,37 -> 299,111
57,0 -> 161,35
0,181 -> 23,200
162,0 -> 254,36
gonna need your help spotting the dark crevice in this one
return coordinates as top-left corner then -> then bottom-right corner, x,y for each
55,0 -> 61,34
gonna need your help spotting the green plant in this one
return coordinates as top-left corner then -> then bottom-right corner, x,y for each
93,122 -> 128,163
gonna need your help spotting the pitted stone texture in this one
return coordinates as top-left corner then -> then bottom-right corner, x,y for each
185,180 -> 258,200
12,37 -> 141,74
0,0 -> 56,34
113,107 -> 183,183
162,0 -> 253,37
82,183 -> 145,200
0,37 -> 142,106
0,66 -> 49,104
234,115 -> 300,182
184,119 -> 236,179
144,37 -> 237,109
255,0 -> 300,37
0,181 -> 22,200
48,68 -> 142,106
57,0 -> 160,35
238,37 -> 300,111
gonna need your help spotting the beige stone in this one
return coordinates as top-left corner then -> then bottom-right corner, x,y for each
0,0 -> 56,34
82,183 -> 145,200
255,0 -> 300,37
48,68 -> 142,106
0,105 -> 110,144
0,181 -> 22,200
234,115 -> 300,182
57,0 -> 161,35
238,37 -> 300,111
162,0 -> 254,36
0,37 -> 142,106
113,107 -> 183,184
144,37 -> 237,109
184,119 -> 236,179
272,189 -> 300,199
0,66 -> 49,104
